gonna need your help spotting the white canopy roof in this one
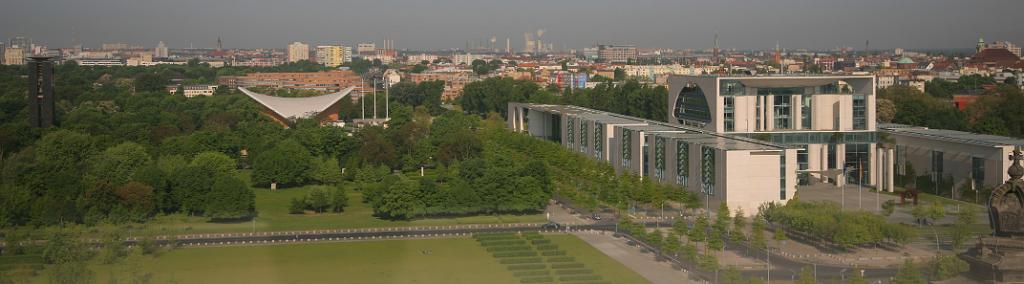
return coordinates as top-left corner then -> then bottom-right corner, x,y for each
238,87 -> 354,119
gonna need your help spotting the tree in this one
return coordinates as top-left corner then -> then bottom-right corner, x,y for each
613,68 -> 626,81
689,214 -> 708,245
672,217 -> 689,236
289,197 -> 306,214
375,178 -> 424,219
848,270 -> 868,284
773,227 -> 788,242
928,254 -> 969,281
88,142 -> 152,187
750,216 -> 766,248
252,139 -> 313,188
305,186 -> 331,213
732,209 -> 747,242
796,266 -> 817,284
876,98 -> 896,123
950,205 -> 978,249
893,260 -> 926,284
330,187 -> 349,213
664,231 -> 682,257
711,203 -> 732,250
309,156 -> 343,185
205,175 -> 255,219
189,151 -> 237,177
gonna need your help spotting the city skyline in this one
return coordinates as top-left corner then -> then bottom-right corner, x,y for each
2,0 -> 1022,51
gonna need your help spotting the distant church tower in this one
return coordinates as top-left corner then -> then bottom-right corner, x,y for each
27,56 -> 55,128
977,38 -> 985,52
217,37 -> 223,51
713,32 -> 720,63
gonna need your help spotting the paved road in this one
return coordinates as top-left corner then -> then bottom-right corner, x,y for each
574,231 -> 701,284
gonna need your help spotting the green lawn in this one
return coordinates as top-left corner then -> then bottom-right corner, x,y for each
21,235 -> 649,284
127,187 -> 545,237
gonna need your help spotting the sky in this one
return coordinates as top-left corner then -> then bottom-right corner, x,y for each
1,0 -> 1021,51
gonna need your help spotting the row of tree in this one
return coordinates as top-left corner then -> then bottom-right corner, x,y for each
759,200 -> 917,248
879,82 -> 1024,138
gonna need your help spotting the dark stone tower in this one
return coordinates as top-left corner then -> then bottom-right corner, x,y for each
27,56 -> 55,128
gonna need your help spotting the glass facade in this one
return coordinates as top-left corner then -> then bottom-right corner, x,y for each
654,136 -> 666,181
723,97 -> 735,132
675,84 -> 711,126
566,117 -> 574,147
579,120 -> 588,152
853,95 -> 867,130
774,95 -> 792,130
801,95 -> 812,130
972,157 -> 985,188
594,123 -> 604,159
621,129 -> 632,168
797,147 -> 809,185
755,96 -> 762,131
780,154 -> 787,200
676,141 -> 689,186
701,146 -> 716,196
845,144 -> 869,185
931,150 -> 944,176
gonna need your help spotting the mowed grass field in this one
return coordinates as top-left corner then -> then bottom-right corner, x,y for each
25,235 -> 649,284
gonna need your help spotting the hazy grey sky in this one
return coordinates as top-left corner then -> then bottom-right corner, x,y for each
2,0 -> 1021,51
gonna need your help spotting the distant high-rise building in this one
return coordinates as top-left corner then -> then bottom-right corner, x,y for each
155,41 -> 169,58
0,43 -> 5,65
357,42 -> 376,55
4,47 -> 25,65
597,45 -> 637,63
316,45 -> 349,67
985,41 -> 1022,58
8,36 -> 31,50
101,43 -> 129,51
27,56 -> 55,128
287,42 -> 310,62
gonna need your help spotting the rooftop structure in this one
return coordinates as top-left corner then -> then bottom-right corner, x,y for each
239,86 -> 354,127
509,102 -> 795,213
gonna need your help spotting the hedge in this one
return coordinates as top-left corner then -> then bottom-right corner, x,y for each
550,263 -> 585,269
541,250 -> 566,256
487,246 -> 534,252
531,239 -> 552,245
519,276 -> 554,283
480,240 -> 527,247
554,269 -> 593,275
500,257 -> 543,265
512,270 -> 551,277
534,244 -> 559,251
507,264 -> 547,271
558,275 -> 602,281
546,256 -> 575,263
494,251 -> 538,258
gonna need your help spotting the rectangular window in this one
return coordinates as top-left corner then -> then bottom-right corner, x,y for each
701,146 -> 716,196
780,154 -> 787,200
643,137 -> 650,175
801,95 -> 812,130
932,150 -> 944,174
828,144 -> 837,170
774,95 -> 791,130
853,95 -> 867,130
797,147 -> 809,185
621,129 -> 632,168
655,136 -> 666,181
566,117 -> 574,147
845,144 -> 870,185
755,96 -> 763,131
896,145 -> 907,175
579,121 -> 588,152
972,157 -> 985,188
723,97 -> 735,132
676,141 -> 689,186
594,123 -> 604,159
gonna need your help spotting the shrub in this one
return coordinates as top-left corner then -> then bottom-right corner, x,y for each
480,240 -> 527,247
541,250 -> 566,256
558,275 -> 602,281
513,270 -> 550,277
500,257 -> 543,264
487,246 -> 533,252
546,256 -> 575,263
531,239 -> 551,245
551,263 -> 585,269
494,251 -> 538,258
519,276 -> 554,283
554,269 -> 593,275
507,264 -> 547,271
534,244 -> 559,251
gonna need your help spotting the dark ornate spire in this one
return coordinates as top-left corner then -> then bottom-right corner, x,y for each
1010,147 -> 1023,181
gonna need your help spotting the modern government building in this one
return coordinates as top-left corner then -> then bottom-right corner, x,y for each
508,74 -> 1024,213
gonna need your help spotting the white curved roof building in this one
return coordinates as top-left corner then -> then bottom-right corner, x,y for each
238,86 -> 354,127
